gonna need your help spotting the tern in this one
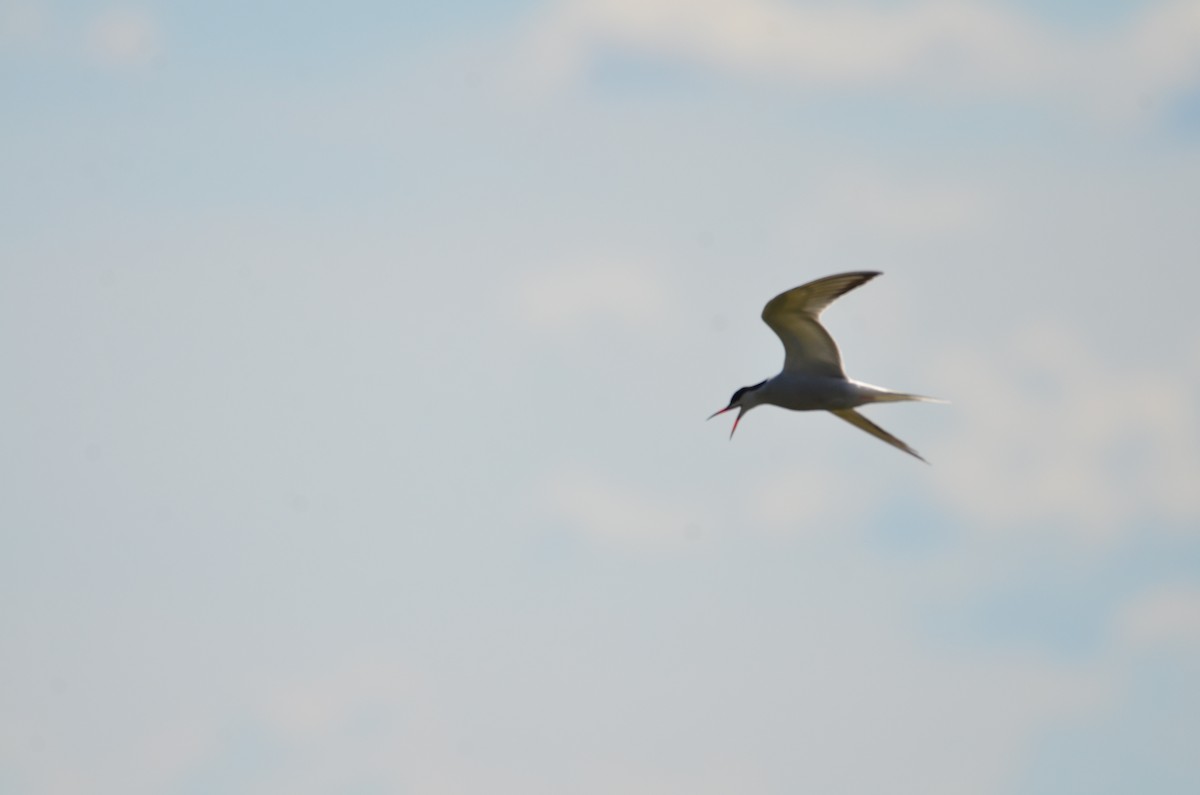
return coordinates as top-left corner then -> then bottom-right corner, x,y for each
709,271 -> 943,462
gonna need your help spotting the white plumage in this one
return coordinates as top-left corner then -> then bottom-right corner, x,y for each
709,271 -> 944,462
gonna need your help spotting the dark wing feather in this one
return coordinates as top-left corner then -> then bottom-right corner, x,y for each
760,271 -> 880,378
832,408 -> 927,463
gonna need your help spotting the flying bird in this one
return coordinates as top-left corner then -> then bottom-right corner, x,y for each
709,271 -> 943,462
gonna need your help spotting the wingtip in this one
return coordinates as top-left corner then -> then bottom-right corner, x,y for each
832,408 -> 930,464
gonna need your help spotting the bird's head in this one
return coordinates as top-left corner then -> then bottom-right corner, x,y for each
708,380 -> 767,438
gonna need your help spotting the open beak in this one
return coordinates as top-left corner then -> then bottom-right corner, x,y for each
707,405 -> 744,439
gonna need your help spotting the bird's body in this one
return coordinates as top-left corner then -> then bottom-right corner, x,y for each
749,373 -> 898,413
709,271 -> 943,462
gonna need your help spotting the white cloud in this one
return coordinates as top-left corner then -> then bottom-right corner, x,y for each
515,0 -> 1200,122
2,3 -> 164,64
520,0 -> 1046,92
1111,0 -> 1200,118
927,322 -> 1200,539
514,258 -> 676,334
0,0 -> 47,47
145,661 -> 470,795
541,470 -> 699,548
140,640 -> 1112,795
89,7 -> 161,66
798,168 -> 991,242
1116,585 -> 1200,651
749,462 -> 865,530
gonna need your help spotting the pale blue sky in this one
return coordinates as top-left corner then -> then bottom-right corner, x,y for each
3,1 -> 1200,793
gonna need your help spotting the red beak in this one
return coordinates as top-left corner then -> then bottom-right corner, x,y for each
707,405 -> 742,439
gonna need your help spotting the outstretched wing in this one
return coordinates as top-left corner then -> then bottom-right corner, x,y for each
832,408 -> 927,463
761,271 -> 880,378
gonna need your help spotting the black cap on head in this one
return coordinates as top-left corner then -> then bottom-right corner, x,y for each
728,380 -> 767,405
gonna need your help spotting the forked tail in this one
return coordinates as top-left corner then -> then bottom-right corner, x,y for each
865,390 -> 947,404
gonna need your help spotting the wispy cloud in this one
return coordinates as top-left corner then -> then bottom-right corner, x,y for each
522,0 -> 1046,89
513,258 -> 677,335
791,168 -> 991,244
541,470 -> 699,549
167,662 -> 463,795
1116,585 -> 1200,651
516,0 -> 1200,122
929,322 -> 1200,539
749,462 -> 866,530
2,3 -> 164,64
88,7 -> 161,66
0,0 -> 47,48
